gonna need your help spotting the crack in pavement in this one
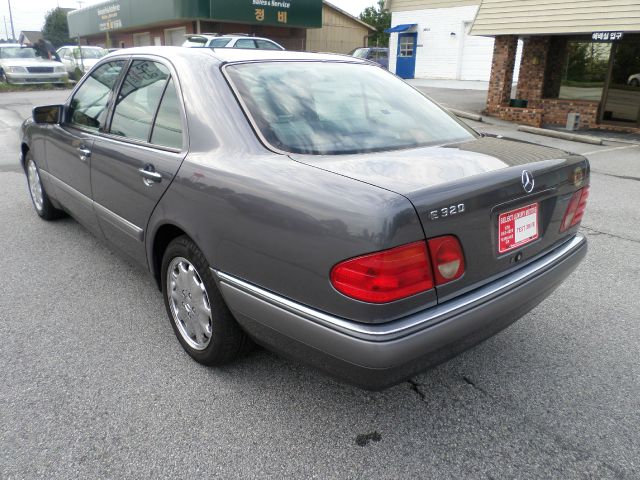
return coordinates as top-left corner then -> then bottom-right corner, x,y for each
407,379 -> 427,402
591,169 -> 640,182
455,375 -> 628,477
581,226 -> 640,244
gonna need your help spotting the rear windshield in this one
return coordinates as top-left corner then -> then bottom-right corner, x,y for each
225,61 -> 475,155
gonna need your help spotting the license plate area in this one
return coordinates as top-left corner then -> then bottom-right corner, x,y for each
498,203 -> 539,253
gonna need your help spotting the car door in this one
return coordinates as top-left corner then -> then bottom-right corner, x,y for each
45,59 -> 126,234
90,58 -> 187,266
59,48 -> 75,73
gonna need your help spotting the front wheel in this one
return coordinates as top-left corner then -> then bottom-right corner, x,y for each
631,78 -> 640,87
161,235 -> 253,365
25,154 -> 65,220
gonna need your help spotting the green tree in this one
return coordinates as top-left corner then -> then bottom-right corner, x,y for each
42,7 -> 72,48
359,0 -> 391,47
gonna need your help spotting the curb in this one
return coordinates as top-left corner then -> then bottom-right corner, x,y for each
517,126 -> 603,145
449,108 -> 483,122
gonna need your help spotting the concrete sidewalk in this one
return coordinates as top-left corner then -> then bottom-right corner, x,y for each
406,78 -> 491,91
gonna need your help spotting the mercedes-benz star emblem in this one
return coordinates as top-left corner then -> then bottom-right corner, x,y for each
521,170 -> 535,193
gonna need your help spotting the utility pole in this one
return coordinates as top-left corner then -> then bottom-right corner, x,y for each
7,0 -> 15,41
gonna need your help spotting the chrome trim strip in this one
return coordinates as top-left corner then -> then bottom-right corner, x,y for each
93,201 -> 144,242
40,170 -> 143,242
40,169 -> 93,210
214,234 -> 586,341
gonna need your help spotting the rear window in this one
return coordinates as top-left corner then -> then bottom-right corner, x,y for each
225,61 -> 475,155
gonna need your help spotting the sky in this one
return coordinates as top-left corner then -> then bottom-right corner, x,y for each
0,0 -> 378,40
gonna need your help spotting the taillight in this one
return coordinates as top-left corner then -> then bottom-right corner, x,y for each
330,241 -> 434,303
427,235 -> 465,286
560,187 -> 589,232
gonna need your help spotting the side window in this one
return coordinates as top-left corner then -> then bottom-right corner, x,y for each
110,60 -> 169,142
68,60 -> 125,130
255,39 -> 281,50
235,39 -> 257,49
209,38 -> 231,48
150,78 -> 183,149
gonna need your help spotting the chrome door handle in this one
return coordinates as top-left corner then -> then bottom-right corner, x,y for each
138,167 -> 162,185
78,147 -> 91,162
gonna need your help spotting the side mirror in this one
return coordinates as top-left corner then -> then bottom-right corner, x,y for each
33,105 -> 64,124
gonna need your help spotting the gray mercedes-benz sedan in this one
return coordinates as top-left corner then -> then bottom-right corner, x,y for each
20,47 -> 589,389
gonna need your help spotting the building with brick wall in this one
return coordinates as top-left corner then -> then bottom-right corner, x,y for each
66,0 -> 374,54
472,0 -> 640,131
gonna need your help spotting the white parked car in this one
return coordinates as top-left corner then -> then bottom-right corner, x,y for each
0,44 -> 67,84
182,34 -> 284,50
57,46 -> 108,74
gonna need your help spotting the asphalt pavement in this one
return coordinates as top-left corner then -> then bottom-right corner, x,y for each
1,87 -> 639,479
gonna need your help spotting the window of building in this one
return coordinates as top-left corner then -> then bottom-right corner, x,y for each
165,27 -> 186,46
132,32 -> 152,47
559,41 -> 611,102
399,37 -> 414,57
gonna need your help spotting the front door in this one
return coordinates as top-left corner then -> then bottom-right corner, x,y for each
396,33 -> 417,79
90,59 -> 186,266
45,59 -> 126,234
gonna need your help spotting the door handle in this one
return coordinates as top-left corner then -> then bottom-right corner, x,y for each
78,147 -> 91,162
138,166 -> 162,186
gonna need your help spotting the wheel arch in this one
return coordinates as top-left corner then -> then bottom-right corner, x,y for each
150,223 -> 190,290
20,143 -> 30,171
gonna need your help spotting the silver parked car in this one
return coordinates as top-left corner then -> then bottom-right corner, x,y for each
183,33 -> 284,50
0,44 -> 68,84
57,45 -> 108,75
20,47 -> 588,389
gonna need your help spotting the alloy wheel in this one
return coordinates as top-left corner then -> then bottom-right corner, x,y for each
166,256 -> 213,350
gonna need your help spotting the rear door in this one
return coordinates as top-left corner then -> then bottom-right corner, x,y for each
90,58 -> 187,266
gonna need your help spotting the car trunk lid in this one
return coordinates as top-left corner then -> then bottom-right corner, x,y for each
290,136 -> 589,302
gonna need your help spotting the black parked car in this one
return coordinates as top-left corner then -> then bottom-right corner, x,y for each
21,47 -> 588,389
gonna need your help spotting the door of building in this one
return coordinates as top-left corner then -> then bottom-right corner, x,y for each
601,36 -> 640,127
396,33 -> 417,79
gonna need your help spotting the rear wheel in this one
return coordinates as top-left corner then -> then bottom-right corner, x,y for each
25,153 -> 65,220
631,78 -> 640,87
161,235 -> 252,365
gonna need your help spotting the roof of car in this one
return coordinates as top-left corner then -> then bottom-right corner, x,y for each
103,46 -> 367,66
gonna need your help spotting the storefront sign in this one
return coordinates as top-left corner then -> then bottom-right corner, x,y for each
211,0 -> 322,28
591,31 -> 624,42
97,2 -> 122,31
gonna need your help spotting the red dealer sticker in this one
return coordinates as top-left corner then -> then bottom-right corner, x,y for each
498,203 -> 539,253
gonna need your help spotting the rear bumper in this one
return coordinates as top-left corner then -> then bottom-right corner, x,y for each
214,234 -> 587,390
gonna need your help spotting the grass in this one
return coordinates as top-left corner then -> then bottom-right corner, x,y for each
0,82 -> 74,93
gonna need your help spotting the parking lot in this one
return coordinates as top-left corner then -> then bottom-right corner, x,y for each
1,87 -> 639,479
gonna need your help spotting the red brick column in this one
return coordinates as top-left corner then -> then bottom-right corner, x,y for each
485,35 -> 518,114
516,36 -> 551,104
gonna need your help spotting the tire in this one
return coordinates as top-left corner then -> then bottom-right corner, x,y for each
0,69 -> 7,83
631,78 -> 640,88
161,235 -> 253,365
24,153 -> 65,220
